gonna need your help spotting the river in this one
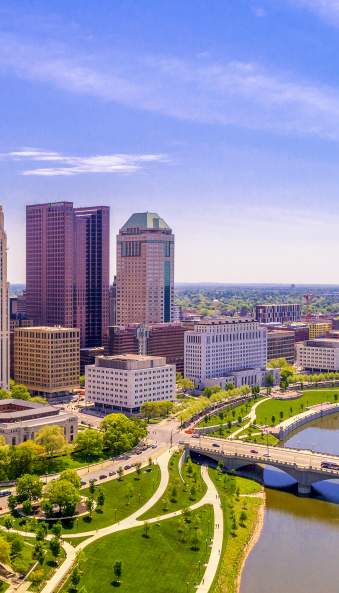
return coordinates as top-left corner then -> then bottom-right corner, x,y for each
240,412 -> 339,593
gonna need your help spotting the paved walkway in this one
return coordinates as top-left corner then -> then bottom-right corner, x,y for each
3,448 -> 224,593
230,398 -> 269,439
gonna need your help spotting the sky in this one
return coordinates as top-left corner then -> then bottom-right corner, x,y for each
1,0 -> 339,284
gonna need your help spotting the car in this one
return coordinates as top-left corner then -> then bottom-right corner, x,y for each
263,453 -> 270,457
0,490 -> 11,497
212,443 -> 220,448
124,464 -> 131,470
109,471 -> 116,476
178,440 -> 186,445
99,474 -> 107,480
151,444 -> 157,449
80,480 -> 87,486
250,449 -> 258,454
191,434 -> 199,438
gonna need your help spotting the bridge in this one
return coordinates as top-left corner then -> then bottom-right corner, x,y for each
186,436 -> 339,495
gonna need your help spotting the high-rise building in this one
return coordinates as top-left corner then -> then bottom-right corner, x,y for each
107,321 -> 190,373
255,303 -> 301,324
267,329 -> 295,364
116,212 -> 174,325
85,354 -> 176,413
26,202 -> 110,347
0,208 -> 9,390
184,319 -> 269,388
14,326 -> 80,399
74,207 -> 110,347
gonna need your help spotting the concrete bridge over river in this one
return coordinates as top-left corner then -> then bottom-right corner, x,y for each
187,436 -> 339,495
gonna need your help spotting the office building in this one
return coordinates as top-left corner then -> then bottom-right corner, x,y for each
107,322 -> 189,373
80,346 -> 105,374
296,339 -> 339,372
0,208 -> 9,391
308,321 -> 332,339
14,326 -> 80,399
0,399 -> 77,445
267,330 -> 295,364
184,319 -> 269,388
74,206 -> 110,347
255,303 -> 301,324
116,212 -> 174,325
85,354 -> 176,413
26,202 -> 109,347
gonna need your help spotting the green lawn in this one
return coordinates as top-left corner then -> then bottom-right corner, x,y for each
140,452 -> 207,520
209,468 -> 264,593
61,505 -> 214,593
33,449 -> 113,475
198,399 -> 262,428
255,389 -> 339,426
1,465 -> 160,536
208,418 -> 249,439
0,581 -> 9,592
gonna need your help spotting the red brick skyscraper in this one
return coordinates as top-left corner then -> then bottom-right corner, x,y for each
26,202 -> 109,347
116,212 -> 174,325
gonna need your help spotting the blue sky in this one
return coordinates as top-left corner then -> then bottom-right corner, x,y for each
1,0 -> 339,283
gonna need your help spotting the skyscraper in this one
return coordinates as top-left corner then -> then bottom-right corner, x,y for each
26,202 -> 110,347
0,207 -> 9,390
116,212 -> 174,325
74,206 -> 110,347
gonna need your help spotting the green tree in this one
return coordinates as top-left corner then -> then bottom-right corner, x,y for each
74,429 -> 103,458
113,560 -> 122,585
51,521 -> 62,537
100,413 -> 147,456
35,425 -> 67,457
264,372 -> 275,395
86,496 -> 95,517
71,566 -> 81,590
59,469 -> 81,490
49,536 -> 61,563
11,384 -> 31,400
0,537 -> 10,564
97,489 -> 105,509
117,466 -> 124,481
22,499 -> 32,515
7,494 -> 17,514
43,479 -> 80,516
16,474 -> 43,502
143,521 -> 150,538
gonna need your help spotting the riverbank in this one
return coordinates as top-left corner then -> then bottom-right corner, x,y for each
236,491 -> 265,593
209,471 -> 265,593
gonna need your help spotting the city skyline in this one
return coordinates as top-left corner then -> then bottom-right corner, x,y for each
2,1 -> 339,284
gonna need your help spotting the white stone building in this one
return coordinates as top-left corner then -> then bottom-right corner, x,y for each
0,399 -> 78,445
85,354 -> 176,413
0,207 -> 9,391
296,339 -> 339,372
184,319 -> 269,388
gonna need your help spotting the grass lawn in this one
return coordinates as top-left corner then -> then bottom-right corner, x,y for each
33,449 -> 113,475
140,452 -> 207,520
255,388 -> 339,426
209,468 -> 264,593
208,419 -> 249,439
0,581 -> 9,592
61,505 -> 214,593
198,399 -> 262,428
1,465 -> 160,536
62,535 -> 91,547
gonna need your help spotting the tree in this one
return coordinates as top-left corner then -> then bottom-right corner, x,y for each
11,384 -> 31,400
100,413 -> 147,456
51,521 -> 62,537
3,514 -> 14,530
264,372 -> 275,395
271,415 -> 276,426
0,388 -> 9,400
22,499 -> 32,515
143,521 -> 150,538
86,496 -> 95,517
35,425 -> 67,457
60,469 -> 81,490
97,489 -> 105,509
9,533 -> 24,558
74,429 -> 103,458
8,494 -> 17,514
117,466 -> 124,481
16,474 -> 43,502
71,567 -> 81,590
239,510 -> 247,526
251,385 -> 260,398
89,479 -> 96,495
43,479 -> 80,516
34,541 -> 45,565
49,536 -> 61,563
135,462 -> 142,479
279,411 -> 284,420
113,560 -> 122,585
0,537 -> 10,564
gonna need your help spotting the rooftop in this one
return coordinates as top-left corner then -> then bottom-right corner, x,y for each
93,354 -> 168,371
0,399 -> 59,422
120,212 -> 171,232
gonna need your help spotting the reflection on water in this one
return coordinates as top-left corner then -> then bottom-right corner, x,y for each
240,411 -> 339,593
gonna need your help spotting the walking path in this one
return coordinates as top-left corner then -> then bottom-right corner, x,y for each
230,398 -> 269,439
2,448 -> 224,593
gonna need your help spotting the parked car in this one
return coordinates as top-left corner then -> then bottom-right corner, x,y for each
212,443 -> 220,448
109,471 -> 116,476
99,474 -> 107,480
250,449 -> 258,454
0,490 -> 11,497
80,480 -> 87,487
124,464 -> 131,470
151,444 -> 157,449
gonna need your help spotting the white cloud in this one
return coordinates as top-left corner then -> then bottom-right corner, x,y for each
292,0 -> 339,25
1,33 -> 339,139
2,148 -> 167,176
